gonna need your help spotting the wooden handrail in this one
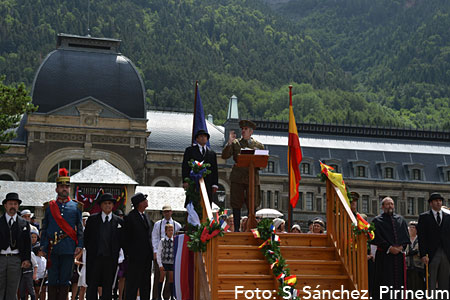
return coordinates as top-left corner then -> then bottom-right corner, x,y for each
326,179 -> 368,291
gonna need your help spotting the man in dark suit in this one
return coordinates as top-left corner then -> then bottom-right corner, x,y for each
418,192 -> 450,292
0,192 -> 31,300
123,193 -> 152,300
182,129 -> 219,205
84,193 -> 123,300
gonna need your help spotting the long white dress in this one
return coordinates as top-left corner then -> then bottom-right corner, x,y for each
77,248 -> 88,287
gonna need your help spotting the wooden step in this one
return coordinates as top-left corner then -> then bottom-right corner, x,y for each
218,232 -> 329,247
294,274 -> 351,290
285,259 -> 345,275
216,274 -> 275,290
217,245 -> 336,260
217,259 -> 271,275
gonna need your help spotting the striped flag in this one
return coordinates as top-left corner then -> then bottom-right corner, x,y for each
174,234 -> 194,300
288,85 -> 302,208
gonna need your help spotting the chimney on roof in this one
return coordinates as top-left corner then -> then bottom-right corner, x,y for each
227,95 -> 239,120
207,114 -> 214,124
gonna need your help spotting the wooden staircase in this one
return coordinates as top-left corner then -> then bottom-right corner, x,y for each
214,232 -> 352,299
195,178 -> 368,300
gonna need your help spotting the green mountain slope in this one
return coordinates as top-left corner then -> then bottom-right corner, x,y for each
270,0 -> 450,129
1,0 -> 448,128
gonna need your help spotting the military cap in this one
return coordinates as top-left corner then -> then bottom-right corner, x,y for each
2,192 -> 22,205
428,192 -> 444,203
239,119 -> 256,130
56,168 -> 70,185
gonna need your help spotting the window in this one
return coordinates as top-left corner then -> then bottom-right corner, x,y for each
372,200 -> 378,215
0,174 -> 14,181
447,170 -> 450,182
400,201 -> 406,216
316,198 -> 322,212
362,195 -> 369,213
306,192 -> 314,211
301,163 -> 311,175
298,192 -> 304,210
266,191 -> 272,208
266,161 -> 275,173
154,181 -> 170,187
412,169 -> 421,180
356,166 -> 366,177
407,197 -> 415,215
418,197 -> 425,214
330,165 -> 339,173
323,193 -> 327,211
274,191 -> 279,209
48,159 -> 96,182
385,167 -> 394,179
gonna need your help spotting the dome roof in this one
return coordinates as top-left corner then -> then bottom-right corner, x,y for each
32,34 -> 146,119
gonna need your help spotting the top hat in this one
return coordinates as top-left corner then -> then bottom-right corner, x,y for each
131,192 -> 147,207
194,129 -> 210,140
56,168 -> 70,185
428,192 -> 444,203
239,120 -> 256,130
2,192 -> 22,205
97,193 -> 116,205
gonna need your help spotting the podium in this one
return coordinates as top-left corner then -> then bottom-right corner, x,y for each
236,153 -> 269,231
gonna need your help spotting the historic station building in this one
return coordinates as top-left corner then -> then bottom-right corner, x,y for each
1,34 -> 449,227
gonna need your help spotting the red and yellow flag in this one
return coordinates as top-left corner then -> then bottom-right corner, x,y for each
288,85 -> 302,208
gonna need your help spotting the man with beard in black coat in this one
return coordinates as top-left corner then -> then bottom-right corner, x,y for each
370,197 -> 410,300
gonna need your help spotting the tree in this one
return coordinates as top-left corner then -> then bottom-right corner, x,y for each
0,75 -> 37,152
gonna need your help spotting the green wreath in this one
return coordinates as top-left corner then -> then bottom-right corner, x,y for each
253,219 -> 300,299
187,219 -> 227,252
184,159 -> 211,221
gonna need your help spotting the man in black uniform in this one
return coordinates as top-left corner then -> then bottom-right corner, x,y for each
84,193 -> 123,300
182,129 -> 219,205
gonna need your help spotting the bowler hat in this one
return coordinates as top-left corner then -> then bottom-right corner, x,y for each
2,192 -> 22,205
97,193 -> 116,205
131,192 -> 147,207
428,192 -> 444,203
194,129 -> 210,140
239,120 -> 256,130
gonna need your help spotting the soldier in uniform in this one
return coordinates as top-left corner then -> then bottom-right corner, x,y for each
40,168 -> 83,300
221,120 -> 264,231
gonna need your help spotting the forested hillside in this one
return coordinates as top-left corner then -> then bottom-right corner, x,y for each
269,0 -> 450,129
1,0 -> 449,128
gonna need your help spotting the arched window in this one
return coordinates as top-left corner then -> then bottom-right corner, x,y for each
154,181 -> 170,187
48,159 -> 96,182
0,174 -> 14,181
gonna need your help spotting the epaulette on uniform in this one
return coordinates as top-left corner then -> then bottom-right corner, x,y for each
73,199 -> 84,211
43,201 -> 50,211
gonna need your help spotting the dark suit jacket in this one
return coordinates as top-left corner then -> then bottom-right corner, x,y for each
418,210 -> 450,262
182,145 -> 219,203
0,214 -> 31,262
123,209 -> 152,263
84,213 -> 123,281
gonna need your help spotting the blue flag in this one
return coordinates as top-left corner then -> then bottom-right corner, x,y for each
192,84 -> 210,147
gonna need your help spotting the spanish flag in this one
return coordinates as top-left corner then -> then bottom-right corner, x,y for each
357,213 -> 375,240
288,86 -> 302,208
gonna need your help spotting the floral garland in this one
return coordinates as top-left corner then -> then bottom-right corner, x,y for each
184,159 -> 211,221
352,213 -> 375,240
252,219 -> 300,299
187,219 -> 228,252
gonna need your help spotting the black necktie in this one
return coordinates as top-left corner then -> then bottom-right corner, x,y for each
201,147 -> 205,156
437,212 -> 441,226
141,213 -> 148,227
105,215 -> 109,223
8,218 -> 13,228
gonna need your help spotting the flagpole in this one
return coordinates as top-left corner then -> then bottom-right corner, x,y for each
288,85 -> 293,230
191,80 -> 199,145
